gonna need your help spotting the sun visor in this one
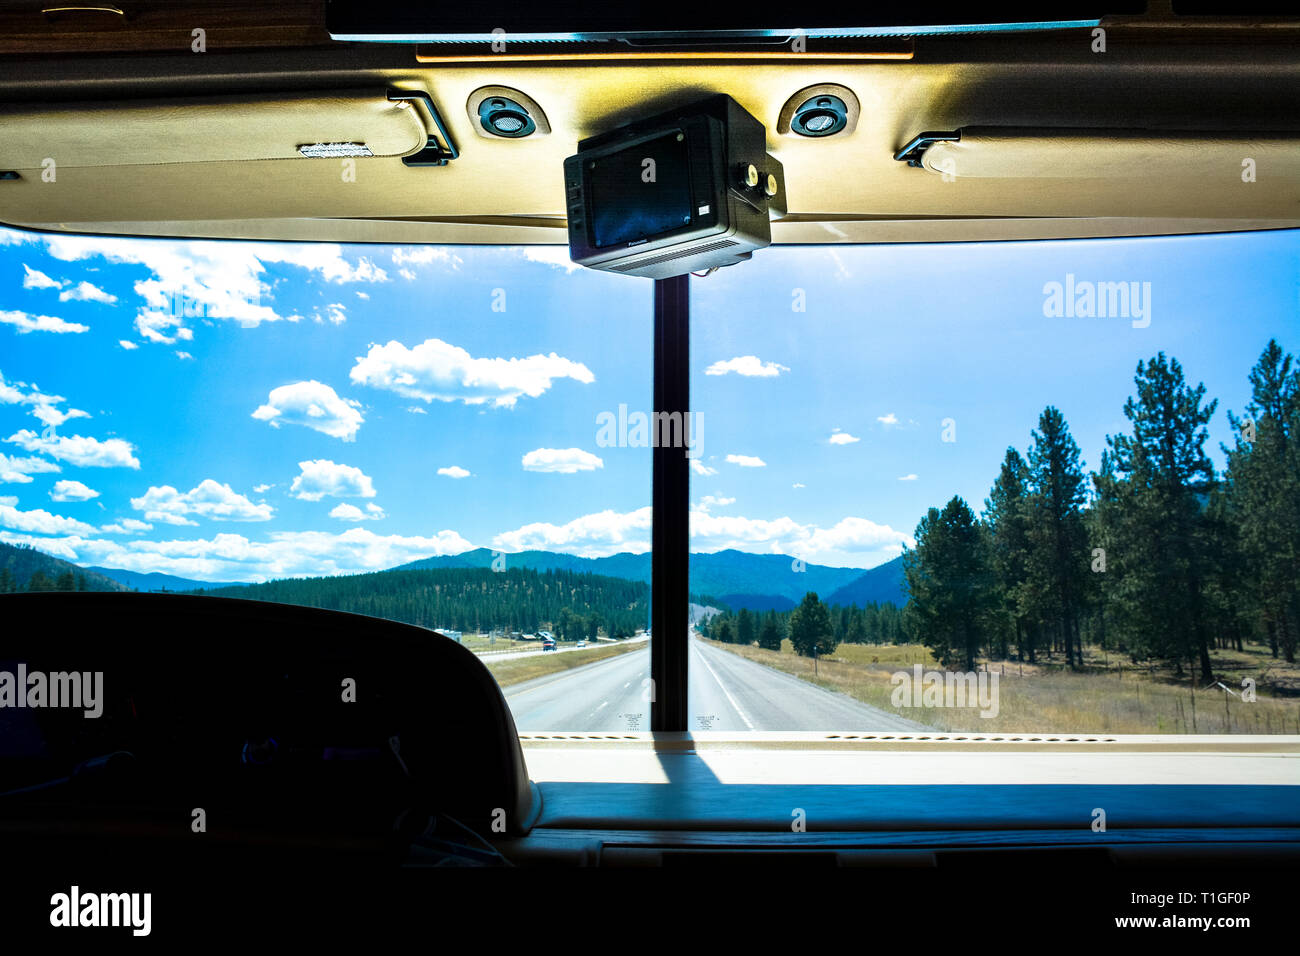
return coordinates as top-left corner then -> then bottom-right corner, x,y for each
0,89 -> 431,170
919,128 -> 1300,181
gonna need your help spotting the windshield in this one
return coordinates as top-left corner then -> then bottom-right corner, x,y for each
689,231 -> 1299,734
2,226 -> 1297,735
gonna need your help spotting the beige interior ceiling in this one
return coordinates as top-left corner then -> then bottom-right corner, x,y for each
0,6 -> 1297,244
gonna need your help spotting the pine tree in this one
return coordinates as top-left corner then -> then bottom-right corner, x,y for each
789,592 -> 836,658
1223,339 -> 1299,661
758,613 -> 783,651
737,607 -> 755,646
1105,353 -> 1219,681
985,447 -> 1034,661
902,497 -> 994,671
1024,407 -> 1089,668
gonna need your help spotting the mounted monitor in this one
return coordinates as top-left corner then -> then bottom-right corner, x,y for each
563,95 -> 785,279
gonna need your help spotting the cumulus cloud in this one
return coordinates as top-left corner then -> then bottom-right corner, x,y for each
6,430 -> 139,469
690,511 -> 912,565
521,448 -> 603,474
0,453 -> 61,483
0,310 -> 88,334
392,247 -> 460,269
493,506 -> 652,557
350,338 -> 594,408
898,473 -> 918,481
59,281 -> 117,304
290,459 -> 376,501
22,265 -> 63,290
130,480 -> 273,525
690,460 -> 718,477
0,501 -> 97,536
437,465 -> 471,479
329,502 -> 385,522
725,454 -> 766,468
704,356 -> 790,377
696,495 -> 735,511
488,505 -> 913,565
877,413 -> 900,426
119,340 -> 139,350
50,479 -> 99,502
100,517 -> 152,534
0,527 -> 473,583
27,233 -> 391,344
829,429 -> 860,445
251,381 -> 363,441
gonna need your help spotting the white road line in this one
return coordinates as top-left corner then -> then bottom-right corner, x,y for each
692,641 -> 754,730
623,682 -> 630,689
596,700 -> 608,710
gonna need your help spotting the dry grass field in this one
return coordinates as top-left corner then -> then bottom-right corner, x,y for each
707,637 -> 1300,734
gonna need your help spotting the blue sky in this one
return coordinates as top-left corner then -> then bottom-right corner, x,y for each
0,225 -> 1295,582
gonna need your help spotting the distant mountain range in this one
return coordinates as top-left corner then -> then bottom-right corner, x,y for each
85,567 -> 251,593
395,547 -> 905,609
9,542 -> 904,609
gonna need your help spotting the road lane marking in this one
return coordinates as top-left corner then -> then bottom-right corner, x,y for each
596,701 -> 608,710
623,682 -> 630,689
693,642 -> 754,730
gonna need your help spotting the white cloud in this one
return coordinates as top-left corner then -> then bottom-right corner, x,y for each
437,465 -> 471,479
407,406 -> 427,415
726,454 -> 766,468
316,303 -> 346,325
521,448 -> 603,474
0,452 -> 60,484
705,356 -> 790,377
290,459 -> 376,501
22,265 -> 63,290
689,511 -> 912,565
494,506 -> 652,556
350,338 -> 594,408
58,281 -> 117,304
253,484 -> 271,493
30,404 -> 90,428
100,518 -> 152,534
0,501 -> 97,536
877,413 -> 900,426
0,309 -> 88,334
130,480 -> 274,524
6,430 -> 139,469
29,233 -> 391,344
696,495 -> 735,511
829,430 -> 860,445
398,268 -> 416,281
356,291 -> 369,300
516,246 -> 583,273
329,502 -> 385,522
251,381 -> 363,441
792,482 -> 806,489
0,527 -> 473,583
175,351 -> 193,360
119,340 -> 139,350
392,247 -> 460,269
898,473 -> 918,481
690,460 -> 718,476
50,479 -> 99,502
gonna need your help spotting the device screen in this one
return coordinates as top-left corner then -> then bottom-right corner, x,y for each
588,129 -> 693,248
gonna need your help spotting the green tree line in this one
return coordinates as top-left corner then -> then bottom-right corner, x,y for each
701,593 -> 906,657
195,565 -> 648,639
903,341 -> 1299,680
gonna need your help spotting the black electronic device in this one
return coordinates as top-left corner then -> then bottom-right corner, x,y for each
563,95 -> 785,279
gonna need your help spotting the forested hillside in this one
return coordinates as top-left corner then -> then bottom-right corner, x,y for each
0,542 -> 128,593
192,565 -> 648,638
